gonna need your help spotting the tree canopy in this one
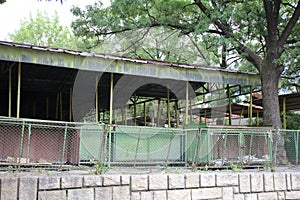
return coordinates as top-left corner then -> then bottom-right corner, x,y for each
9,11 -> 78,49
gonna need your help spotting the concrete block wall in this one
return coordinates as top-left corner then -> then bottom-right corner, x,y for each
1,172 -> 300,200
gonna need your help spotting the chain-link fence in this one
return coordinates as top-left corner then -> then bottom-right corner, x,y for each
0,117 -> 299,168
284,130 -> 300,164
0,117 -> 82,167
188,128 -> 273,167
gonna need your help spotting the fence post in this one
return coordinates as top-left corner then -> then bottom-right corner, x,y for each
295,130 -> 299,165
61,124 -> 68,166
18,120 -> 25,168
26,124 -> 32,164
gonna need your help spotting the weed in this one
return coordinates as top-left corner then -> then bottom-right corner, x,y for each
94,163 -> 109,175
231,163 -> 243,172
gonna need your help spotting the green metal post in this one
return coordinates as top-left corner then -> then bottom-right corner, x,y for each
18,121 -> 25,168
295,131 -> 299,164
239,133 -> 244,163
26,124 -> 32,164
61,124 -> 68,166
167,86 -> 171,127
222,131 -> 228,164
108,129 -> 111,167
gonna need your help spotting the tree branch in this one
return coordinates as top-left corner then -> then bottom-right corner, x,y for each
194,0 -> 262,70
278,1 -> 300,50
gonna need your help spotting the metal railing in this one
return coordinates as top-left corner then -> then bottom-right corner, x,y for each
0,117 -> 299,168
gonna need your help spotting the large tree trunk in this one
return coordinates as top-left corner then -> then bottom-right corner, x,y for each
261,61 -> 287,165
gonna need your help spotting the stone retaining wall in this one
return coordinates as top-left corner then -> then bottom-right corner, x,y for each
1,172 -> 300,199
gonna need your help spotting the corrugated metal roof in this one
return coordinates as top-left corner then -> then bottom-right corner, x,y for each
0,40 -> 257,75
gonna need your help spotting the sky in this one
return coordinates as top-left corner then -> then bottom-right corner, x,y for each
0,0 -> 108,40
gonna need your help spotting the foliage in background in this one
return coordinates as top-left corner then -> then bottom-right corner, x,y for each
283,111 -> 300,130
9,11 -> 78,49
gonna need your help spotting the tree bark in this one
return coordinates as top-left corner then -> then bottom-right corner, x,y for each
261,60 -> 287,164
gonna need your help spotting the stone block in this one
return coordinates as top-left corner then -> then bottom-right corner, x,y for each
216,173 -> 238,186
291,173 -> 300,190
68,188 -> 94,200
121,175 -> 130,185
274,173 -> 286,191
239,174 -> 250,193
95,187 -> 112,200
244,194 -> 257,200
19,177 -> 38,200
285,191 -> 300,199
83,175 -> 102,187
131,192 -> 141,200
153,191 -> 167,200
168,189 -> 191,200
277,192 -> 285,200
113,186 -> 130,200
131,175 -> 148,191
149,174 -> 168,190
263,173 -> 274,192
258,192 -> 278,200
61,176 -> 82,188
185,173 -> 200,188
169,174 -> 185,189
140,191 -> 153,200
1,178 -> 18,200
200,173 -> 215,187
103,175 -> 121,186
192,188 -> 222,199
38,190 -> 66,200
251,174 -> 263,192
233,194 -> 245,200
39,176 -> 60,190
223,187 -> 233,200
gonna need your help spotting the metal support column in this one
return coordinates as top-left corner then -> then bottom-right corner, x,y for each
144,102 -> 147,126
17,62 -> 21,118
8,67 -> 12,117
185,81 -> 189,125
283,98 -> 286,129
167,86 -> 171,127
96,77 -> 99,122
249,86 -> 253,126
109,73 -> 114,128
227,84 -> 232,125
